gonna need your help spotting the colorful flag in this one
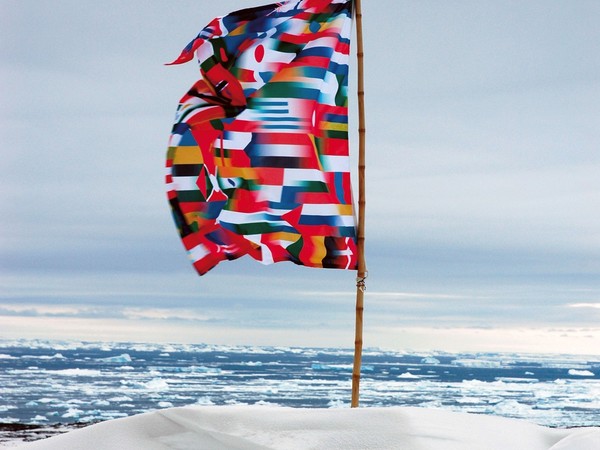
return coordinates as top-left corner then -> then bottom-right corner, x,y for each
166,0 -> 357,275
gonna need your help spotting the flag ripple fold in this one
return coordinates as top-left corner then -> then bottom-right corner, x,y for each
166,0 -> 357,275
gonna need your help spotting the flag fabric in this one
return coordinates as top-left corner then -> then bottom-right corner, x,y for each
166,0 -> 357,275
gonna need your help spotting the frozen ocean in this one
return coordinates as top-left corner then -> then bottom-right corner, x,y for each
0,340 -> 598,444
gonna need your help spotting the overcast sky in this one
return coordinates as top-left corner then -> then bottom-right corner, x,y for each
2,0 -> 599,354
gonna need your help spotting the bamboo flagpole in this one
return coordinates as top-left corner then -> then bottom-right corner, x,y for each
351,0 -> 367,408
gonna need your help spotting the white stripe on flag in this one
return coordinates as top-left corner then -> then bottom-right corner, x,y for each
172,176 -> 200,191
187,243 -> 210,262
320,155 -> 350,172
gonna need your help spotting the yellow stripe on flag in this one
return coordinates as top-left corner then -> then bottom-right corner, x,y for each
309,236 -> 326,266
323,122 -> 348,132
172,146 -> 204,165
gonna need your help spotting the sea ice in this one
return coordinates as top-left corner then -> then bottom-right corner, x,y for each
97,354 -> 132,363
397,372 -> 420,379
568,369 -> 595,377
420,357 -> 441,364
452,359 -> 503,368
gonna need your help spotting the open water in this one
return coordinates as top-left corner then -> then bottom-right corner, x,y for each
0,340 -> 599,444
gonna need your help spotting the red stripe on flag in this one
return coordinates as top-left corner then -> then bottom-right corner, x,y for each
256,133 -> 312,145
258,168 -> 285,185
292,55 -> 331,69
319,137 -> 348,156
229,189 -> 269,213
179,202 -> 203,214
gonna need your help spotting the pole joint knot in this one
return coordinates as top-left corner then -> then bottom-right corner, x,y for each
356,271 -> 368,292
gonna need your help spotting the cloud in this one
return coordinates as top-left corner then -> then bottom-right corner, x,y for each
1,0 -> 599,352
121,308 -> 210,322
0,304 -> 212,323
0,304 -> 120,319
569,303 -> 600,310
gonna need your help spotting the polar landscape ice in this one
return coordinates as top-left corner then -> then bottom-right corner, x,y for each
1,340 -> 599,448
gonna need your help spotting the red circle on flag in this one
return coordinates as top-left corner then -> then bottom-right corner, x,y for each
255,45 -> 265,63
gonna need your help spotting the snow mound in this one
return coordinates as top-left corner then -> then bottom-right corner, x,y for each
16,405 -> 600,450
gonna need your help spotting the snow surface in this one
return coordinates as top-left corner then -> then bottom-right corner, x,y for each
15,405 -> 600,449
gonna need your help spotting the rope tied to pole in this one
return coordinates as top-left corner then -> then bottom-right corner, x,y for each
356,271 -> 368,292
